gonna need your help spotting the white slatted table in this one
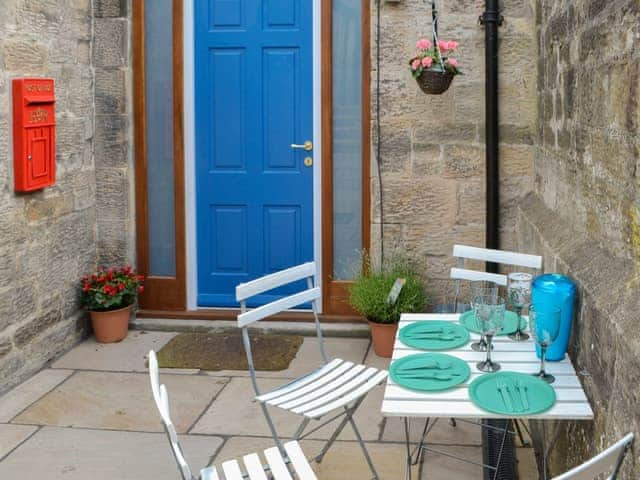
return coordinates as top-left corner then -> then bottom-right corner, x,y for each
381,313 -> 594,479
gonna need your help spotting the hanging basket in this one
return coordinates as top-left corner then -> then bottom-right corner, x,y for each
416,68 -> 454,95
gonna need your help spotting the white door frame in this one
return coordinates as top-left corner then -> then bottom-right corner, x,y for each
183,0 -> 323,311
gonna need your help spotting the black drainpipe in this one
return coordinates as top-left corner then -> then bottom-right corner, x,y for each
480,1 -> 503,273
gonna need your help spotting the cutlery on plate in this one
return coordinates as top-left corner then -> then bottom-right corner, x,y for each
406,335 -> 463,341
398,362 -> 453,372
504,383 -> 521,412
496,382 -> 514,411
396,373 -> 461,381
516,380 -> 529,411
407,328 -> 456,336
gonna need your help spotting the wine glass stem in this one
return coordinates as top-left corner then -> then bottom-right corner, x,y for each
486,335 -> 494,364
540,345 -> 547,375
516,306 -> 522,332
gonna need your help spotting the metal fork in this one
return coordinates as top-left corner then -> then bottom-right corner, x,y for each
496,381 -> 514,411
504,382 -> 521,412
516,380 -> 529,411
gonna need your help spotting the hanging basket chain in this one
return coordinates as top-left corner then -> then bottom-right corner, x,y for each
430,0 -> 446,74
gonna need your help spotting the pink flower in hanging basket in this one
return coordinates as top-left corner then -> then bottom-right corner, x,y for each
416,38 -> 432,51
408,36 -> 463,82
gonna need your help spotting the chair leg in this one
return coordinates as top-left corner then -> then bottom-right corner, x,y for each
314,409 -> 352,463
293,417 -> 311,440
346,408 -> 380,480
315,397 -> 366,463
514,419 -> 530,447
260,402 -> 287,457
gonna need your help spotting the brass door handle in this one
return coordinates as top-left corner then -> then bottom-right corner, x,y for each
291,140 -> 313,151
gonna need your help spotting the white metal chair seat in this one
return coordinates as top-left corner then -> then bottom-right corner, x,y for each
148,350 -> 317,480
236,262 -> 386,479
257,358 -> 388,419
200,440 -> 316,480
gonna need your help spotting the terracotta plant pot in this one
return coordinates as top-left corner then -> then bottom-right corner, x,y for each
368,320 -> 399,358
89,305 -> 132,343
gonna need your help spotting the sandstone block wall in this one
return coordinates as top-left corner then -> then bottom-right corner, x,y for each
370,0 -> 537,301
0,0 -> 133,394
0,0 -> 96,392
93,0 -> 134,266
518,0 -> 640,477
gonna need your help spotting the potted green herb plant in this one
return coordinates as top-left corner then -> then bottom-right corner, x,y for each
349,254 -> 427,357
80,266 -> 144,343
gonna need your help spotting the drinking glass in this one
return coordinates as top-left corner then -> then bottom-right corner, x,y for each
475,295 -> 506,373
432,281 -> 471,314
529,305 -> 561,383
469,283 -> 499,352
507,272 -> 533,341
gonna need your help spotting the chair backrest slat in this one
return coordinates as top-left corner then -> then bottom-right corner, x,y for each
450,267 -> 508,286
236,262 -> 316,302
552,433 -> 634,480
237,287 -> 321,327
452,244 -> 542,269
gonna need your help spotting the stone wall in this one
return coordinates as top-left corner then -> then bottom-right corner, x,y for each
518,0 -> 640,477
371,0 -> 537,301
93,0 -> 134,266
0,0 -> 133,394
0,0 -> 97,392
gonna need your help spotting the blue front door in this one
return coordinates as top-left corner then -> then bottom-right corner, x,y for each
195,0 -> 314,307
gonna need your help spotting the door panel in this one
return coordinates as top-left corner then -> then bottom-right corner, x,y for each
195,0 -> 313,308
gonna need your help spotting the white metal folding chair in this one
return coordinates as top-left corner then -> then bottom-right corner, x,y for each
450,243 -> 543,293
552,433 -> 634,480
236,262 -> 388,480
148,350 -> 318,480
446,245 -> 543,447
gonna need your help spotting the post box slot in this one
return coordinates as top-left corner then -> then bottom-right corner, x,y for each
24,95 -> 55,104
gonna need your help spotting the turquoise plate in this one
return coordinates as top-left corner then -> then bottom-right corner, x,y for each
399,321 -> 470,351
390,353 -> 470,392
469,371 -> 556,416
459,310 -> 524,336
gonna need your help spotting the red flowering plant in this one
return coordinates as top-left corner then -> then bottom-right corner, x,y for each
409,38 -> 462,78
80,266 -> 144,312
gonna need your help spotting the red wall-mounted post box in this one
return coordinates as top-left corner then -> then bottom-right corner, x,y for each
12,78 -> 56,192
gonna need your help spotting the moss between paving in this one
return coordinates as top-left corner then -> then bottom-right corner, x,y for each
156,332 -> 303,371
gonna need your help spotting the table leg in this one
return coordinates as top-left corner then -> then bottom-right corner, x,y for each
404,417 -> 412,480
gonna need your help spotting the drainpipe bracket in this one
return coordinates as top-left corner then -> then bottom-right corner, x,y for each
478,11 -> 504,26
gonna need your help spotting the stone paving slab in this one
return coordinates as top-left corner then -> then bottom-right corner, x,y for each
0,369 -> 73,422
0,426 -> 222,480
419,446 -> 482,479
191,377 -> 301,437
51,331 -> 178,373
13,371 -> 228,433
0,424 -> 37,460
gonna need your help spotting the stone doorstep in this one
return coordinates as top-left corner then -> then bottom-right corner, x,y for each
131,318 -> 372,338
